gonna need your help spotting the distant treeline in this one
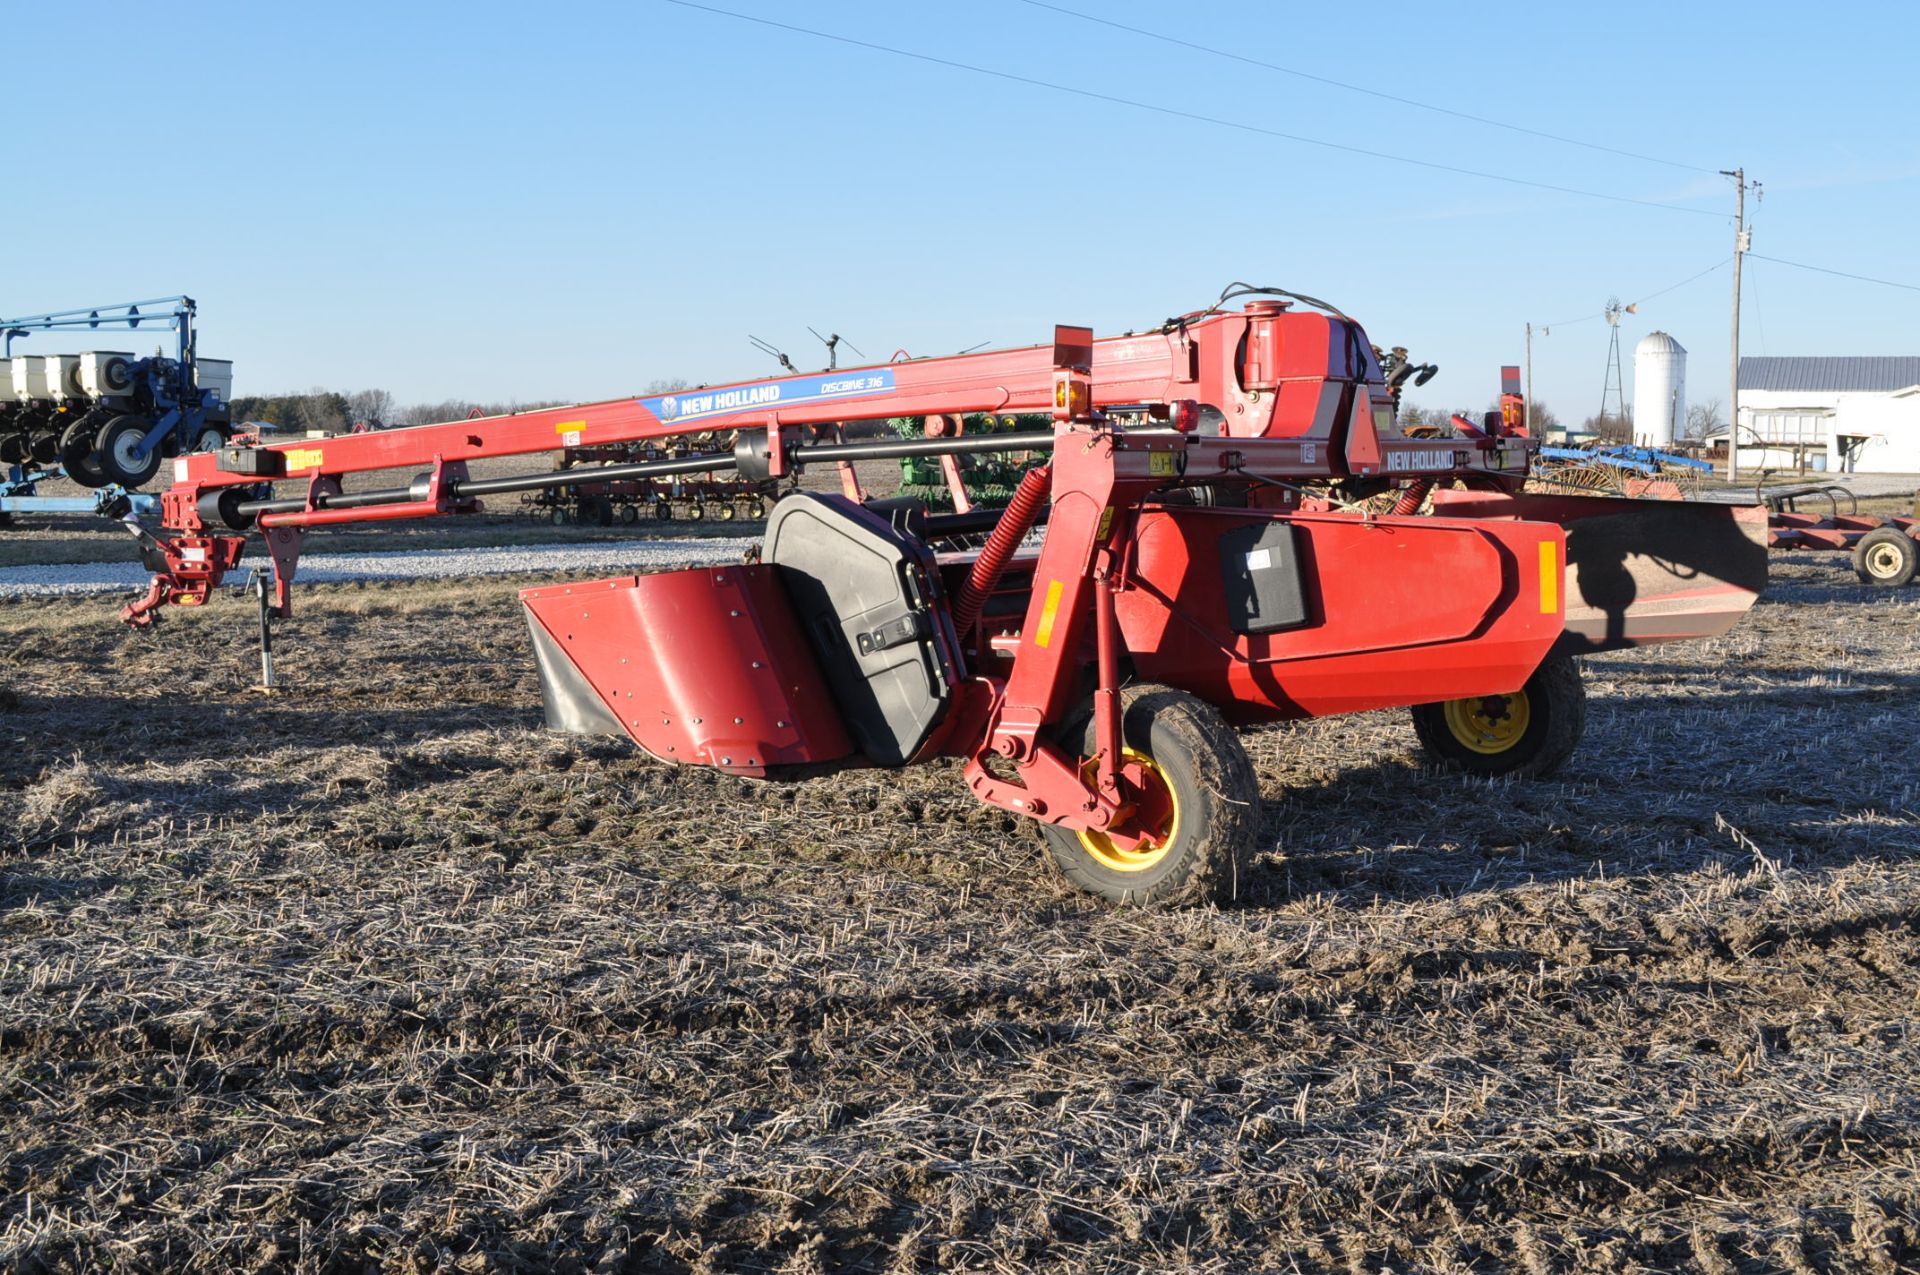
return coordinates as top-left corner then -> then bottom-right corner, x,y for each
230,388 -> 573,433
230,381 -> 696,434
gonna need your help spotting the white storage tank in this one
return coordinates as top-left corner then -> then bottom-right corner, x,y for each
79,350 -> 136,400
42,354 -> 84,402
195,357 -> 233,406
1633,331 -> 1687,449
13,355 -> 53,402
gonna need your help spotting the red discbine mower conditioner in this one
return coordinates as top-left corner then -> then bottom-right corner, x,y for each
128,287 -> 1767,905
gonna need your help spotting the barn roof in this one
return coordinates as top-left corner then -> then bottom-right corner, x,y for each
1740,356 -> 1920,393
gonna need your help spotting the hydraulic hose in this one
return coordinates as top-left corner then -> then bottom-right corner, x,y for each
951,463 -> 1052,641
1390,477 -> 1433,516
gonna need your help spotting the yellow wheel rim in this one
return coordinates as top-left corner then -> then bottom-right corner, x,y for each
1864,541 -> 1906,579
1077,748 -> 1181,873
1442,690 -> 1531,755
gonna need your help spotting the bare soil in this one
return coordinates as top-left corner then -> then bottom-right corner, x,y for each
2,554 -> 1917,1272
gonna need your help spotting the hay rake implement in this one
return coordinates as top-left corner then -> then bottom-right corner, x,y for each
1531,444 -> 1712,501
118,287 -> 1766,905
1530,447 -> 1920,588
1759,483 -> 1920,587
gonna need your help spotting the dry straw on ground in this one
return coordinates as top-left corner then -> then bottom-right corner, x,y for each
2,552 -> 1916,1272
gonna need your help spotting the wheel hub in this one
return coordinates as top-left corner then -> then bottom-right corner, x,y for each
1077,749 -> 1181,872
110,430 -> 147,470
1865,541 -> 1905,578
1442,690 -> 1531,755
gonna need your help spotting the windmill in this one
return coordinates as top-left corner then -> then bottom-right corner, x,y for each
1595,297 -> 1638,434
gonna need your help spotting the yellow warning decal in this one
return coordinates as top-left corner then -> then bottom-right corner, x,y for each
1149,451 -> 1176,476
1033,580 -> 1065,648
285,447 -> 324,471
554,419 -> 587,435
1096,506 -> 1114,538
1539,540 -> 1559,614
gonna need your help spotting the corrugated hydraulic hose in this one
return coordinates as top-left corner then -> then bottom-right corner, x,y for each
950,463 -> 1052,641
1390,477 -> 1433,516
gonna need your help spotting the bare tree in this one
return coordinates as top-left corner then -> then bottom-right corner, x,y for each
1684,398 -> 1724,442
643,377 -> 691,395
394,397 -> 571,426
397,399 -> 479,426
346,388 -> 395,429
290,389 -> 349,435
1585,407 -> 1635,445
1396,403 -> 1452,430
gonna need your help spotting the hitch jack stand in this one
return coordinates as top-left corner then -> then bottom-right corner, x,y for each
248,571 -> 281,693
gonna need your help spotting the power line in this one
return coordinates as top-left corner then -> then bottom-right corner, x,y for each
1538,310 -> 1607,331
1746,253 -> 1920,295
1537,258 -> 1731,331
1014,0 -> 1713,175
664,0 -> 1723,219
1630,256 -> 1733,308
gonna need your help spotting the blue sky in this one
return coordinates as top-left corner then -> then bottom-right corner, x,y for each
9,1 -> 1917,425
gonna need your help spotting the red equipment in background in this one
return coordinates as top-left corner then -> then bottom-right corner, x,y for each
1757,485 -> 1920,588
122,287 -> 1768,906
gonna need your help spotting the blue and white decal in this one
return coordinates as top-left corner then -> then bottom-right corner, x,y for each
640,369 -> 897,424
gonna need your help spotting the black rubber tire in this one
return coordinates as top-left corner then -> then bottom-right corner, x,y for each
1851,527 -> 1918,587
1410,656 -> 1585,779
94,415 -> 164,488
27,430 -> 61,465
1039,683 -> 1260,907
190,424 -> 229,453
550,507 -> 570,527
688,502 -> 705,520
0,434 -> 23,465
59,419 -> 110,489
618,504 -> 639,526
654,499 -> 673,521
588,496 -> 614,527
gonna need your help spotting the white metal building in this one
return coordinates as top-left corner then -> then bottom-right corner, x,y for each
1723,356 -> 1920,473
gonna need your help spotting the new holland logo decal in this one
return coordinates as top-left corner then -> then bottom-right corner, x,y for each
638,370 -> 897,425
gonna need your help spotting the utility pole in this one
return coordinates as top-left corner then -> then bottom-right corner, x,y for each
1721,167 -> 1750,481
1524,322 -> 1534,435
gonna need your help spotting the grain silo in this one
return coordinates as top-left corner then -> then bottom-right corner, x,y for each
1633,331 -> 1687,448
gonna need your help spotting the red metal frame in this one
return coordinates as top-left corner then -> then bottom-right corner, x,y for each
123,302 -> 1714,845
160,306 -> 1521,510
137,303 -> 1535,626
1768,510 -> 1918,551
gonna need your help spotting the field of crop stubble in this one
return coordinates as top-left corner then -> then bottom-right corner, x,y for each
3,547 -> 1917,1273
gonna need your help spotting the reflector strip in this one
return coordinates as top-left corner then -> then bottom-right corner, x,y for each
1033,579 -> 1065,647
554,420 -> 587,435
1539,540 -> 1558,614
285,447 -> 324,471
